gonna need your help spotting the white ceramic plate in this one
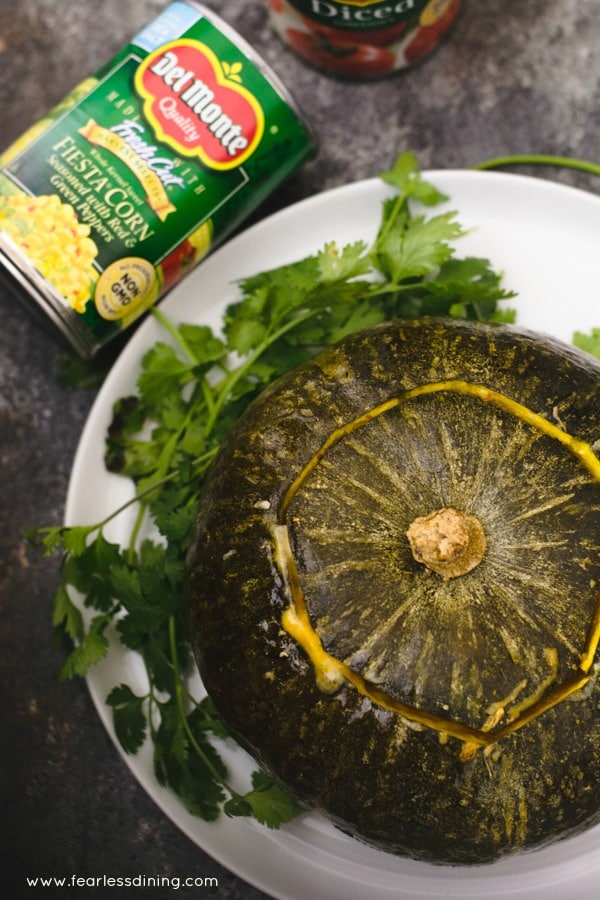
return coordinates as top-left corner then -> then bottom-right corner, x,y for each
66,171 -> 600,900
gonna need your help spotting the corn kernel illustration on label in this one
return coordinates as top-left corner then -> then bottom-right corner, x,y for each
0,2 -> 314,356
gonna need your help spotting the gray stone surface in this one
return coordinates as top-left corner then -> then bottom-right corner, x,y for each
1,1 -> 599,897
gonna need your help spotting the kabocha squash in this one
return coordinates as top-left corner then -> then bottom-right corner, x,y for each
186,318 -> 600,865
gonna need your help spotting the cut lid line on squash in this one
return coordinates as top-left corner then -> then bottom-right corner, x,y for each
273,379 -> 600,756
279,379 -> 600,520
277,528 -> 599,754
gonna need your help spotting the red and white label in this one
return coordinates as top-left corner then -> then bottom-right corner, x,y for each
135,39 -> 264,170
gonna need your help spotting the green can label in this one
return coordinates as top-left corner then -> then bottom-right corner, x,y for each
0,2 -> 314,355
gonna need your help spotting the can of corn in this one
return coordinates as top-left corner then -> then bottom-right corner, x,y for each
0,2 -> 316,357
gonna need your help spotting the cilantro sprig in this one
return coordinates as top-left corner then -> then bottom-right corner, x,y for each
28,153 -> 517,829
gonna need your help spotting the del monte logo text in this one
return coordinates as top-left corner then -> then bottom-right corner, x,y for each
135,39 -> 264,170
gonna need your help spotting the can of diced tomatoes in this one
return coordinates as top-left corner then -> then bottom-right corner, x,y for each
0,2 -> 316,357
266,0 -> 461,79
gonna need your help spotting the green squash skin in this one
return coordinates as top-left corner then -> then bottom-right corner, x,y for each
186,319 -> 600,865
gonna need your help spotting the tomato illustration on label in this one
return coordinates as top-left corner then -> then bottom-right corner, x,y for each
158,220 -> 213,292
267,0 -> 461,78
285,28 -> 396,76
300,18 -> 409,48
135,39 -> 265,170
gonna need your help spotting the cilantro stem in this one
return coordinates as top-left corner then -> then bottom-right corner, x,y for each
127,503 -> 147,560
52,447 -> 218,552
77,488 -> 147,536
154,302 -> 319,443
155,419 -> 190,478
205,308 -> 320,434
374,192 -> 407,250
167,614 -> 241,800
151,307 -> 199,366
145,379 -> 210,497
473,154 -> 600,179
199,371 -> 217,419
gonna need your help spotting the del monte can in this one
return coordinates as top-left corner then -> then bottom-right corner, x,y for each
266,0 -> 461,78
0,2 -> 315,357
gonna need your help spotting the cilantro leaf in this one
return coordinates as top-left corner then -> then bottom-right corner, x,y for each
225,314 -> 268,357
379,150 -> 448,206
25,523 -> 94,557
375,210 -> 464,283
317,240 -> 372,282
138,342 -> 191,407
177,323 -> 226,367
61,535 -> 124,613
153,699 -> 228,820
58,614 -> 110,681
51,582 -> 84,642
225,771 -> 304,828
573,327 -> 600,360
188,696 -> 230,740
106,684 -> 148,755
